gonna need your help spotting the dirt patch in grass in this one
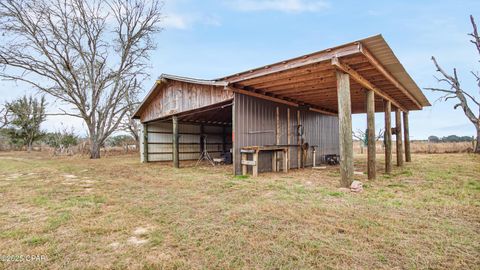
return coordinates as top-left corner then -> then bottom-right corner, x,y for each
0,151 -> 478,269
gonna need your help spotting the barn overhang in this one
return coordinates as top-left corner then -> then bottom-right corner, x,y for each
217,34 -> 430,114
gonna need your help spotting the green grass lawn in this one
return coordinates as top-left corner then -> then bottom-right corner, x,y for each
0,152 -> 478,269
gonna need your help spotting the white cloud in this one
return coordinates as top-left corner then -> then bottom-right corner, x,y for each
228,0 -> 329,13
163,13 -> 221,30
163,13 -> 190,29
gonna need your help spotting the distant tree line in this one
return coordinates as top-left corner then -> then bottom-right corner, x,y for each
428,135 -> 474,143
0,95 -> 136,154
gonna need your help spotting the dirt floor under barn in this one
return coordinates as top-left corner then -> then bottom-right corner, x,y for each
0,152 -> 478,269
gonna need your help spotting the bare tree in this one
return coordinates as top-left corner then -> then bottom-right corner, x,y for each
352,128 -> 384,154
0,106 -> 10,129
119,90 -> 141,149
0,0 -> 162,158
425,15 -> 480,153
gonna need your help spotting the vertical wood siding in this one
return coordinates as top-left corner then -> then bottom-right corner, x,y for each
140,81 -> 233,122
233,93 -> 339,174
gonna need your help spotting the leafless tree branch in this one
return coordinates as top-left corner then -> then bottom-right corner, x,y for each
0,106 -> 10,129
0,0 -> 163,158
425,15 -> 480,153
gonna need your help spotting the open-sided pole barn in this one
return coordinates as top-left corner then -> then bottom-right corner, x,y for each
132,35 -> 430,187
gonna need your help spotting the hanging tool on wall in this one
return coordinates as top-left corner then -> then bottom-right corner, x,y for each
297,124 -> 308,168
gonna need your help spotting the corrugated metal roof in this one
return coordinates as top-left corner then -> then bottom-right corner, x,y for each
161,74 -> 228,86
216,34 -> 430,107
360,35 -> 430,106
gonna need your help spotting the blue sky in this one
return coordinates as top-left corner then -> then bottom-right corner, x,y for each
1,0 -> 479,139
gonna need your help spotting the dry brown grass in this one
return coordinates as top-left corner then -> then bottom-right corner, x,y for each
354,141 -> 474,154
0,151 -> 479,269
408,141 -> 474,154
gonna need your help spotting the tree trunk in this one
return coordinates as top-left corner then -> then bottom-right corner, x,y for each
90,139 -> 101,159
27,142 -> 32,153
475,127 -> 480,153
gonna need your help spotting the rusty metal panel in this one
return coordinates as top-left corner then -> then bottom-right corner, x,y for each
233,93 -> 339,175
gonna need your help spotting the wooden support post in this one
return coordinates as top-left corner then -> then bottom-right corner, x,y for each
241,153 -> 247,175
395,108 -> 404,167
143,123 -> 148,163
222,126 -> 227,153
403,111 -> 411,162
253,151 -> 259,177
276,107 -> 281,171
273,106 -> 280,172
272,153 -> 277,172
287,108 -> 291,169
200,124 -> 205,154
232,99 -> 236,175
366,89 -> 376,180
172,116 -> 179,168
283,149 -> 288,173
312,147 -> 316,167
384,101 -> 392,174
336,71 -> 354,187
297,110 -> 301,168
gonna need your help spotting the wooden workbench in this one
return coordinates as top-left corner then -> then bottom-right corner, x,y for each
240,146 -> 289,177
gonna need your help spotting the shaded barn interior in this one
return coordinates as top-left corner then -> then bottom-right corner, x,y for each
144,121 -> 232,162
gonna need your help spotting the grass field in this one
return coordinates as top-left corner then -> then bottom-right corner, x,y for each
353,141 -> 475,154
0,152 -> 479,269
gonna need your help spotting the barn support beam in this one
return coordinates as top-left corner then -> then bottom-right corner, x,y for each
336,71 -> 354,187
331,57 -> 407,112
273,106 -> 280,172
297,110 -> 302,168
403,111 -> 411,162
384,101 -> 392,174
143,123 -> 148,163
172,116 -> 179,168
366,89 -> 376,180
395,108 -> 404,167
227,86 -> 337,116
287,108 -> 291,169
360,46 -> 422,110
222,126 -> 227,153
232,98 -> 237,175
200,124 -> 205,154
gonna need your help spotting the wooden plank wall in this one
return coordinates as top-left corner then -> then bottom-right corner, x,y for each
140,81 -> 233,123
233,93 -> 339,175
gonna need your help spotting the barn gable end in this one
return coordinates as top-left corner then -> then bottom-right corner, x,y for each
134,77 -> 233,123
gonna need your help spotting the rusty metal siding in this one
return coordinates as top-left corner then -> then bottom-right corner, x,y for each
233,93 -> 339,174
